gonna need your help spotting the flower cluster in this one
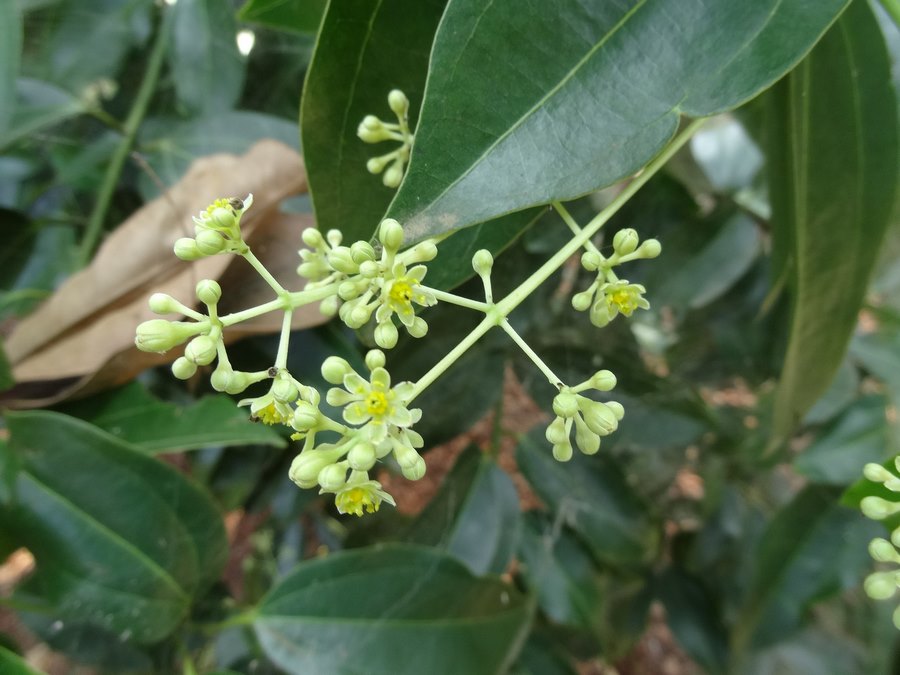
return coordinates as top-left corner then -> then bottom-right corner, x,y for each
297,218 -> 438,348
287,349 -> 425,516
544,370 -> 623,461
571,228 -> 661,327
861,459 -> 900,628
173,195 -> 253,260
358,89 -> 414,188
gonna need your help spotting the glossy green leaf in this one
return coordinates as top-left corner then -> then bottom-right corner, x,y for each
238,0 -> 326,33
388,0 -> 850,241
2,411 -> 228,644
794,395 -> 894,485
516,430 -> 658,566
167,0 -> 245,114
57,381 -> 285,453
405,445 -> 520,575
254,544 -> 529,675
0,0 -> 22,134
735,485 -> 879,651
0,646 -> 42,675
300,0 -> 447,242
768,0 -> 899,442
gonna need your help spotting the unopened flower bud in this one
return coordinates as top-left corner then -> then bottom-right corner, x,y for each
870,538 -> 900,563
326,229 -> 343,247
572,290 -> 594,312
327,247 -> 358,274
861,496 -> 900,520
339,279 -> 363,301
589,370 -> 617,391
211,207 -> 236,231
388,89 -> 409,117
545,417 -> 569,445
552,441 -> 573,462
367,155 -> 392,174
408,317 -> 428,338
402,454 -> 426,480
360,115 -> 382,131
185,335 -> 217,366
172,356 -> 197,380
359,260 -> 380,278
379,219 -> 404,250
348,442 -> 377,471
865,571 -> 899,600
403,241 -> 438,263
552,392 -> 579,418
581,251 -> 603,271
319,295 -> 340,317
350,241 -> 376,264
174,237 -> 202,261
613,228 -> 639,255
472,249 -> 493,276
135,319 -> 201,352
580,401 -> 618,436
318,463 -> 348,491
195,279 -> 222,305
375,321 -> 399,349
637,239 -> 661,258
365,349 -> 386,371
383,162 -> 404,188
223,371 -> 253,395
865,463 -> 894,484
302,228 -> 324,248
322,356 -> 353,384
349,304 -> 373,328
210,366 -> 235,392
148,293 -> 179,314
195,229 -> 227,256
573,415 -> 600,455
606,400 -> 625,420
292,401 -> 319,430
289,451 -> 334,489
272,378 -> 299,403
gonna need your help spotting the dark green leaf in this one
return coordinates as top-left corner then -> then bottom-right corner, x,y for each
0,646 -> 42,675
57,381 -> 285,453
238,0 -> 326,34
0,79 -> 85,151
405,445 -> 520,575
656,566 -> 728,673
767,0 -> 899,442
254,544 -> 530,675
300,0 -> 447,242
510,632 -> 578,675
735,485 -> 879,651
137,111 -> 299,198
803,358 -> 860,425
851,329 -> 900,403
388,0 -> 850,241
0,0 -> 22,134
2,411 -> 228,644
795,395 -> 894,485
167,0 -> 245,114
516,430 -> 659,566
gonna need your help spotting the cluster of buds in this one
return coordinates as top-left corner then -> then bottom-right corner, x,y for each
571,228 -> 661,327
544,370 -> 623,461
287,349 -> 425,516
358,89 -> 414,188
173,195 -> 253,260
861,460 -> 900,628
297,219 -> 438,348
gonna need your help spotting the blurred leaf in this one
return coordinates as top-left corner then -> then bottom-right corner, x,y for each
841,456 -> 900,535
0,340 -> 12,392
735,485 -> 879,651
516,430 -> 659,567
795,395 -> 894,485
0,646 -> 42,675
689,116 -> 764,192
510,632 -> 578,675
388,0 -> 850,242
405,445 -> 520,575
2,410 -> 228,644
851,329 -> 900,403
57,381 -> 285,453
0,78 -> 85,151
138,111 -> 299,199
254,544 -> 529,675
301,0 -> 446,242
803,358 -> 860,425
739,627 -> 866,675
238,0 -> 326,33
656,566 -> 729,673
0,0 -> 22,134
167,0 -> 245,115
767,0 -> 899,442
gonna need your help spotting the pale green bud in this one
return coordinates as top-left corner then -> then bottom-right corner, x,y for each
388,89 -> 409,117
351,241 -> 376,264
408,317 -> 428,338
172,356 -> 197,380
195,229 -> 227,256
135,319 -> 201,352
210,366 -> 234,392
365,349 -> 386,371
148,293 -> 179,314
359,125 -> 393,144
552,441 -> 573,462
379,219 -> 404,250
224,371 -> 253,395
211,207 -> 236,231
637,239 -> 662,258
613,228 -> 639,255
472,249 -> 493,276
318,463 -> 348,491
383,161 -> 404,188
302,227 -> 324,248
869,538 -> 900,563
865,571 -> 898,600
545,416 -> 569,445
348,442 -> 377,471
195,279 -> 222,305
360,114 -> 382,131
292,401 -> 319,431
185,335 -> 217,366
581,251 -> 603,271
573,415 -> 600,455
589,301 -> 613,328
864,463 -> 894,484
606,400 -> 625,421
572,290 -> 594,312
375,321 -> 399,349
322,356 -> 353,384
367,154 -> 392,174
289,452 -> 335,489
580,400 -> 618,436
359,260 -> 380,278
297,261 -> 325,278
552,392 -> 579,419
319,295 -> 340,317
403,241 -> 438,263
402,454 -> 426,480
327,247 -> 358,274
861,496 -> 900,520
589,370 -> 617,391
272,378 -> 299,403
349,303 -> 374,328
174,237 -> 202,261
326,229 -> 343,247
339,279 -> 364,301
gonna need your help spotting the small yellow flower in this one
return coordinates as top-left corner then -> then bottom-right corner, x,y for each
333,474 -> 396,517
377,263 -> 435,328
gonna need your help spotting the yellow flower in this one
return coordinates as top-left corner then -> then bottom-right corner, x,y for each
332,474 -> 396,517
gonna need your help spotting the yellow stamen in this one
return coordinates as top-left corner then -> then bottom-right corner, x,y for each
365,391 -> 389,416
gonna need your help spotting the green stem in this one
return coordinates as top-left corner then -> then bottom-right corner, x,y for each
219,298 -> 285,326
423,286 -> 490,312
218,283 -> 340,326
243,249 -> 287,296
552,201 -> 602,256
76,14 -> 168,267
879,0 -> 900,28
499,319 -> 562,387
274,308 -> 293,370
190,609 -> 257,635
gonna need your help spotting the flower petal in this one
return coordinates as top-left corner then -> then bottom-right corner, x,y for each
343,402 -> 371,425
343,372 -> 368,395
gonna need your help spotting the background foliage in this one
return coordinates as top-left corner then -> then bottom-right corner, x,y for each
1,0 -> 899,673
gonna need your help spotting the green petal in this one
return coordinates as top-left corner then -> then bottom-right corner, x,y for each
389,406 -> 413,427
343,372 -> 368,395
392,382 -> 415,401
371,367 -> 391,391
344,402 -> 371,425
